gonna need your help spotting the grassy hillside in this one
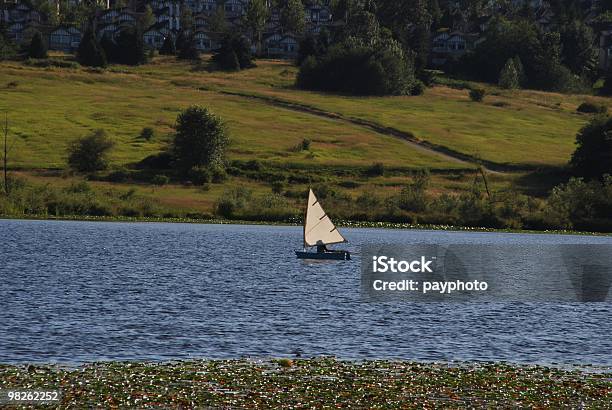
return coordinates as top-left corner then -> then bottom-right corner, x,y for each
0,54 -> 605,220
0,58 -> 461,170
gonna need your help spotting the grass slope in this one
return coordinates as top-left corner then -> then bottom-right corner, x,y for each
0,59 -> 459,170
0,55 -> 602,217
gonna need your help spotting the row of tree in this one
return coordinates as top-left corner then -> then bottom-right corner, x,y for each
455,16 -> 596,92
296,2 -> 424,96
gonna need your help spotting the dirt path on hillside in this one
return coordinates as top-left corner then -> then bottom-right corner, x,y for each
220,90 -> 535,173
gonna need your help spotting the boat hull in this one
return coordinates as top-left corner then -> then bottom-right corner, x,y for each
295,250 -> 351,260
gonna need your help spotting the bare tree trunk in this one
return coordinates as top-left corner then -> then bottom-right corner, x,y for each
479,166 -> 491,202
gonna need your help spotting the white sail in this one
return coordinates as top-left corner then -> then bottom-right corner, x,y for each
304,189 -> 346,247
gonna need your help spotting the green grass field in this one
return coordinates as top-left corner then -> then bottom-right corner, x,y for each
0,54 -> 604,217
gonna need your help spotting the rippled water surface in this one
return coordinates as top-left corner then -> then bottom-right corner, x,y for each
1,219 -> 611,365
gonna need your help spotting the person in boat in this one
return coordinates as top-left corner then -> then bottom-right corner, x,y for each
317,244 -> 329,253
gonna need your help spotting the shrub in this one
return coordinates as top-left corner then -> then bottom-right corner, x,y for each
396,171 -> 430,213
24,58 -> 79,68
216,186 -> 252,218
543,177 -> 612,231
365,162 -> 385,177
188,166 -> 211,185
410,80 -> 426,96
469,88 -> 486,102
210,165 -> 227,183
107,168 -> 131,182
67,129 -> 115,173
576,102 -> 607,114
301,138 -> 311,151
65,181 -> 92,193
152,174 -> 169,186
139,127 -> 155,141
172,106 -> 229,172
338,180 -> 360,189
138,152 -> 174,169
570,115 -> 612,179
244,159 -> 262,171
271,181 -> 284,193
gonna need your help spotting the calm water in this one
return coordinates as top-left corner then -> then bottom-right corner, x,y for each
1,219 -> 611,366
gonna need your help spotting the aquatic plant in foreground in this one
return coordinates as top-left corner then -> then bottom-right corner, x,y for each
0,359 -> 609,408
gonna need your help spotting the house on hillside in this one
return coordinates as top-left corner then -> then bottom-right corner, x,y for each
143,27 -> 166,48
194,30 -> 214,51
96,8 -> 137,40
304,3 -> 332,34
430,30 -> 480,67
264,32 -> 298,58
1,2 -> 41,43
599,30 -> 612,71
48,26 -> 81,51
7,21 -> 25,42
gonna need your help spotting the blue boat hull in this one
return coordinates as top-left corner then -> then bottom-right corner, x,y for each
295,250 -> 351,260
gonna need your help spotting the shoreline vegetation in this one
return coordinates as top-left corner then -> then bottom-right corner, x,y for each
1,214 -> 611,237
0,358 -> 609,408
2,56 -> 612,233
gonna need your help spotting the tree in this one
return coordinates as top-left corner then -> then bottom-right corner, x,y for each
67,129 -> 115,173
244,0 -> 268,55
499,58 -> 519,89
1,114 -> 14,195
209,6 -> 228,37
176,30 -> 199,60
0,21 -> 16,60
77,27 -> 107,67
376,0 -> 432,71
601,66 -> 612,96
570,115 -> 612,180
172,106 -> 229,172
297,35 -> 318,65
140,4 -> 155,31
100,34 -> 116,62
159,34 -> 176,55
297,37 -> 416,96
114,27 -> 147,65
280,0 -> 305,34
212,33 -> 253,70
28,31 -> 47,59
458,16 -> 571,91
512,55 -> 526,86
560,21 -> 595,77
180,7 -> 194,32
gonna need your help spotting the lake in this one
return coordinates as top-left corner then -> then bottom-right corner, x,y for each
1,219 -> 611,366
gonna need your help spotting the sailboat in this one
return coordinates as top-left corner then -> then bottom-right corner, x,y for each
295,189 -> 351,260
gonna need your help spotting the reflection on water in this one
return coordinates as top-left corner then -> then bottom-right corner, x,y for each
0,219 -> 611,365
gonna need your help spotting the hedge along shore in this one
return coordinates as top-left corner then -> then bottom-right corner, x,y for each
1,214 -> 612,237
0,359 -> 610,408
